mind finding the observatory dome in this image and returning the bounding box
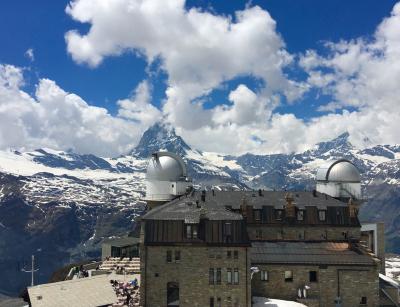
[316,159,361,199]
[145,152,192,208]
[316,159,360,183]
[146,153,186,181]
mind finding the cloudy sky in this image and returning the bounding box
[0,0,399,156]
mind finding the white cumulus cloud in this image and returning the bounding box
[0,64,158,156]
[65,0,306,131]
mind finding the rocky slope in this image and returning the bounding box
[0,122,399,295]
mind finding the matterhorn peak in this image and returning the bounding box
[130,121,191,158]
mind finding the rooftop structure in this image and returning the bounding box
[101,237,140,260]
[144,152,192,208]
[316,159,362,200]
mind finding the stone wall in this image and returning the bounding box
[251,263,379,307]
[247,225,361,242]
[141,245,251,307]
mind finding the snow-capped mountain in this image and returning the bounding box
[0,122,399,295]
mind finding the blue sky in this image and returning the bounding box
[0,0,399,156]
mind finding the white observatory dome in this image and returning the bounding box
[316,159,361,199]
[146,155,185,181]
[316,159,361,183]
[145,152,192,207]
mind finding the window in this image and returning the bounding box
[297,210,304,221]
[166,250,172,263]
[318,210,326,221]
[284,270,293,282]
[185,224,198,239]
[360,297,367,305]
[275,210,283,220]
[254,210,261,221]
[210,297,214,307]
[216,268,221,284]
[234,250,239,259]
[224,223,232,242]
[186,224,192,238]
[336,209,344,224]
[227,251,232,259]
[309,271,317,282]
[233,268,239,284]
[175,250,181,263]
[227,268,232,284]
[261,270,268,281]
[225,222,232,235]
[209,268,215,285]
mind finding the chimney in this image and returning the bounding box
[201,190,206,202]
[240,196,248,218]
[284,193,296,218]
[258,189,263,196]
[212,189,215,196]
[312,189,317,197]
[348,197,358,218]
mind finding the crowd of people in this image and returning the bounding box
[109,278,140,307]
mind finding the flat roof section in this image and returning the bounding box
[28,275,117,307]
[102,237,140,247]
[251,242,376,266]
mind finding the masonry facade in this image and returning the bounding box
[139,188,380,307]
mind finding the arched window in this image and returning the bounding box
[167,282,179,306]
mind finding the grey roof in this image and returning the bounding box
[142,190,347,221]
[203,190,347,210]
[316,159,360,183]
[146,152,187,181]
[28,275,117,307]
[102,237,140,247]
[251,242,375,265]
[142,193,243,221]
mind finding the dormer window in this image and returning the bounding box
[318,210,326,221]
[224,222,232,243]
[275,210,283,220]
[297,210,304,221]
[185,224,198,239]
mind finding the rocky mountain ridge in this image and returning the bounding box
[0,122,399,295]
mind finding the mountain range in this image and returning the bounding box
[0,122,399,295]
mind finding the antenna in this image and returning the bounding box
[21,255,39,287]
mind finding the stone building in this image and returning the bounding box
[139,152,381,307]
